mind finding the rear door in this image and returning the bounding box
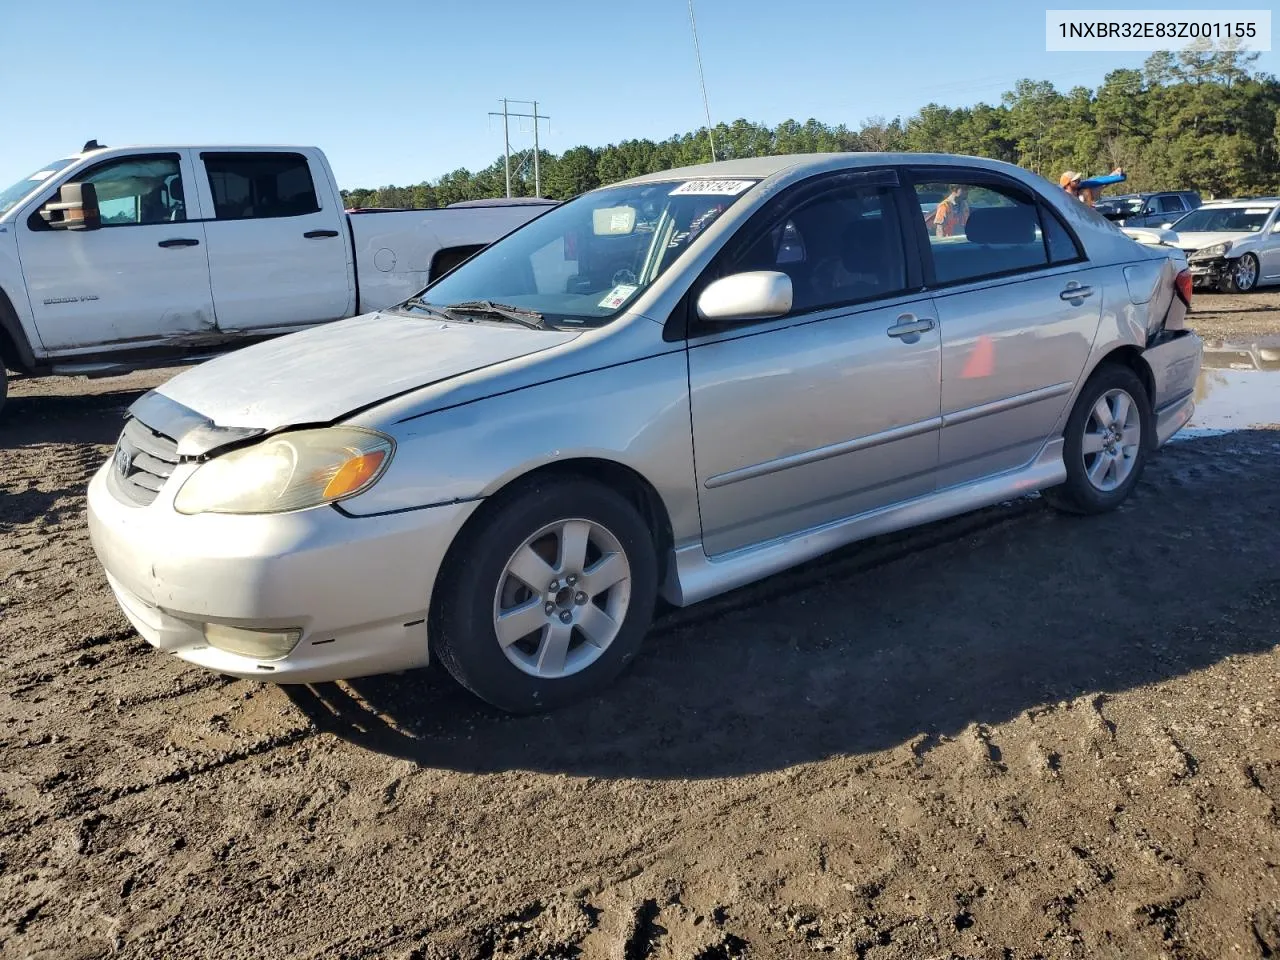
[196,150,354,332]
[17,151,214,352]
[905,167,1105,488]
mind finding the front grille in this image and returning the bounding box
[111,418,180,506]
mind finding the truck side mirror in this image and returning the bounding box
[40,182,101,231]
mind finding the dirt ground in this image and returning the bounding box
[2,290,1280,960]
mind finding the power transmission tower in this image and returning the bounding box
[488,99,550,198]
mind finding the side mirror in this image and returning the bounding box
[1271,222,1280,234]
[696,271,793,323]
[40,182,101,231]
[1160,222,1174,230]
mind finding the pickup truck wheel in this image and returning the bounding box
[434,479,658,713]
[0,365,7,416]
[1045,364,1151,516]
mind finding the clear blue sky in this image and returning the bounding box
[2,0,1275,191]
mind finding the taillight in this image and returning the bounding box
[1174,268,1193,307]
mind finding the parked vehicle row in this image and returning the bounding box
[1096,190,1202,228]
[1112,195,1280,293]
[0,141,556,410]
[86,151,1202,713]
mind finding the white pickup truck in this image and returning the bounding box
[0,141,556,409]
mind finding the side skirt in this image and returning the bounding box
[662,438,1066,607]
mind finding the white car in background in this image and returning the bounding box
[1160,198,1280,292]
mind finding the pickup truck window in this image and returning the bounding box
[75,154,186,226]
[202,152,320,220]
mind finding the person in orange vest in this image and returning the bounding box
[931,184,971,237]
[1060,167,1126,206]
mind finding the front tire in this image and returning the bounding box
[434,478,659,713]
[1224,253,1260,294]
[1045,363,1151,516]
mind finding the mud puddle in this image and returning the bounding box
[1179,337,1280,438]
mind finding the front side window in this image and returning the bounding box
[1157,195,1184,214]
[409,178,758,326]
[73,155,186,226]
[913,179,1052,284]
[731,184,907,314]
[203,152,320,220]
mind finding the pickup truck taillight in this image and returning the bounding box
[1174,268,1193,307]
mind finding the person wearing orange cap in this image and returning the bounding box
[1060,167,1126,206]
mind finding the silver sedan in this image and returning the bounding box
[87,153,1203,712]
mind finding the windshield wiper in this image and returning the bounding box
[399,297,458,321]
[444,300,545,329]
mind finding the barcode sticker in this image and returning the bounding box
[669,179,756,196]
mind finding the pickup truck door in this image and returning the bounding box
[195,150,355,332]
[16,151,215,353]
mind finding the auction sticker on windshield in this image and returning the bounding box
[670,179,757,196]
[598,284,638,309]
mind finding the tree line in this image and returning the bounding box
[341,43,1280,210]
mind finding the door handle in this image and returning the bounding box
[304,229,340,239]
[1060,284,1093,301]
[886,315,936,339]
[158,238,199,248]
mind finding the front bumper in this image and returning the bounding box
[86,461,479,683]
[1187,256,1229,287]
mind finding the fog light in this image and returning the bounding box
[203,623,302,661]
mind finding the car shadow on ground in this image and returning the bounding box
[284,429,1280,780]
[2,388,148,448]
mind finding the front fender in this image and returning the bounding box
[0,227,40,368]
[336,351,702,546]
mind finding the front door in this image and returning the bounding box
[686,173,942,556]
[17,152,214,353]
[906,170,1105,488]
[196,150,354,332]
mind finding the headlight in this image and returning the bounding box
[1190,240,1232,260]
[174,427,394,515]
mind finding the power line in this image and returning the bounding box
[487,99,550,197]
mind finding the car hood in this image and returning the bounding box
[146,311,580,434]
[1168,230,1250,253]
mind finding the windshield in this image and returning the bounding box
[1172,206,1274,233]
[0,158,77,216]
[405,178,759,326]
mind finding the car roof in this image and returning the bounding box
[611,152,1035,187]
[1201,197,1280,207]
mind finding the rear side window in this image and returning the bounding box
[1041,206,1082,264]
[913,177,1077,285]
[202,152,320,220]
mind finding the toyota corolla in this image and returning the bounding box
[87,153,1203,713]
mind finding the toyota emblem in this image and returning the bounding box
[114,444,132,477]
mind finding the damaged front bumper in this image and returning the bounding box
[1187,255,1230,288]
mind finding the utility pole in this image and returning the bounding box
[688,0,716,162]
[488,99,550,198]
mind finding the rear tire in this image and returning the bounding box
[433,478,659,713]
[1044,363,1151,516]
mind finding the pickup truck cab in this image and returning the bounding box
[0,141,555,410]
